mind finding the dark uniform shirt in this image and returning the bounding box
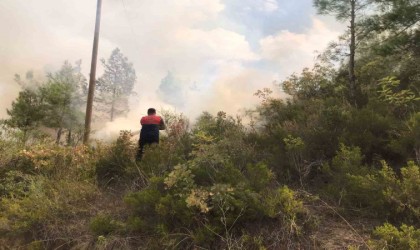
[137,114,166,161]
[140,114,166,144]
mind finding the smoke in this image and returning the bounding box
[0,0,344,140]
[157,71,187,108]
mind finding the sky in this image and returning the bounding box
[0,0,344,138]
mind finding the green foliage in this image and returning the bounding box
[5,61,87,145]
[409,115,420,164]
[282,64,336,100]
[346,161,420,221]
[1,1,419,247]
[41,61,86,127]
[380,161,420,220]
[314,0,370,20]
[125,169,304,248]
[264,186,304,220]
[322,144,420,221]
[0,177,98,234]
[378,76,419,108]
[4,89,44,143]
[0,170,33,198]
[245,163,274,192]
[0,138,100,249]
[13,143,96,179]
[369,223,420,250]
[124,112,307,248]
[240,235,267,250]
[321,144,379,210]
[95,131,136,185]
[90,214,122,236]
[96,48,137,121]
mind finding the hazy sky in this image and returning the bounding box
[0,0,344,137]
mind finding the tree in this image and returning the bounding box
[314,0,373,107]
[157,71,185,107]
[282,63,337,101]
[4,89,44,143]
[96,48,136,122]
[40,61,87,144]
[4,71,45,143]
[14,70,40,89]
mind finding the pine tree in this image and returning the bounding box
[314,0,372,107]
[96,48,136,122]
[4,89,44,143]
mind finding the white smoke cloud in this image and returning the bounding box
[0,0,344,140]
[260,17,341,76]
[263,0,280,12]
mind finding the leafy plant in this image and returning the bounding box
[370,223,420,250]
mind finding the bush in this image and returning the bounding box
[245,163,274,192]
[89,214,122,236]
[0,170,34,198]
[95,131,136,185]
[369,223,420,250]
[379,161,420,221]
[126,159,304,248]
[5,143,96,180]
[0,177,98,235]
[321,144,420,221]
[320,144,371,207]
[122,112,313,248]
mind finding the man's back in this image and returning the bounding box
[137,108,166,161]
[140,114,165,142]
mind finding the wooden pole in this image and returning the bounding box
[84,0,103,144]
[349,0,357,107]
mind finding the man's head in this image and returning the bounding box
[147,108,156,115]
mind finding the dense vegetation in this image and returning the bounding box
[1,0,419,249]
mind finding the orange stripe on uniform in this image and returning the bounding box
[140,115,162,125]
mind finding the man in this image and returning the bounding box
[136,108,166,161]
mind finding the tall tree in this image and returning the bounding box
[314,0,372,107]
[40,61,87,144]
[96,48,136,122]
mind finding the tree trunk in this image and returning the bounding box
[56,127,63,145]
[110,87,116,122]
[349,0,357,107]
[22,129,28,146]
[67,129,72,146]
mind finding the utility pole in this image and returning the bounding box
[349,0,357,107]
[84,0,103,144]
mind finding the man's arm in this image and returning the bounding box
[159,117,166,130]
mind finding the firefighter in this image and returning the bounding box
[136,108,166,161]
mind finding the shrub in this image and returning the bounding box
[264,186,305,236]
[89,214,122,236]
[320,144,371,207]
[246,163,274,192]
[126,156,305,248]
[0,176,98,236]
[323,144,420,220]
[0,170,33,198]
[5,143,96,181]
[379,161,420,221]
[95,131,136,185]
[369,223,420,250]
